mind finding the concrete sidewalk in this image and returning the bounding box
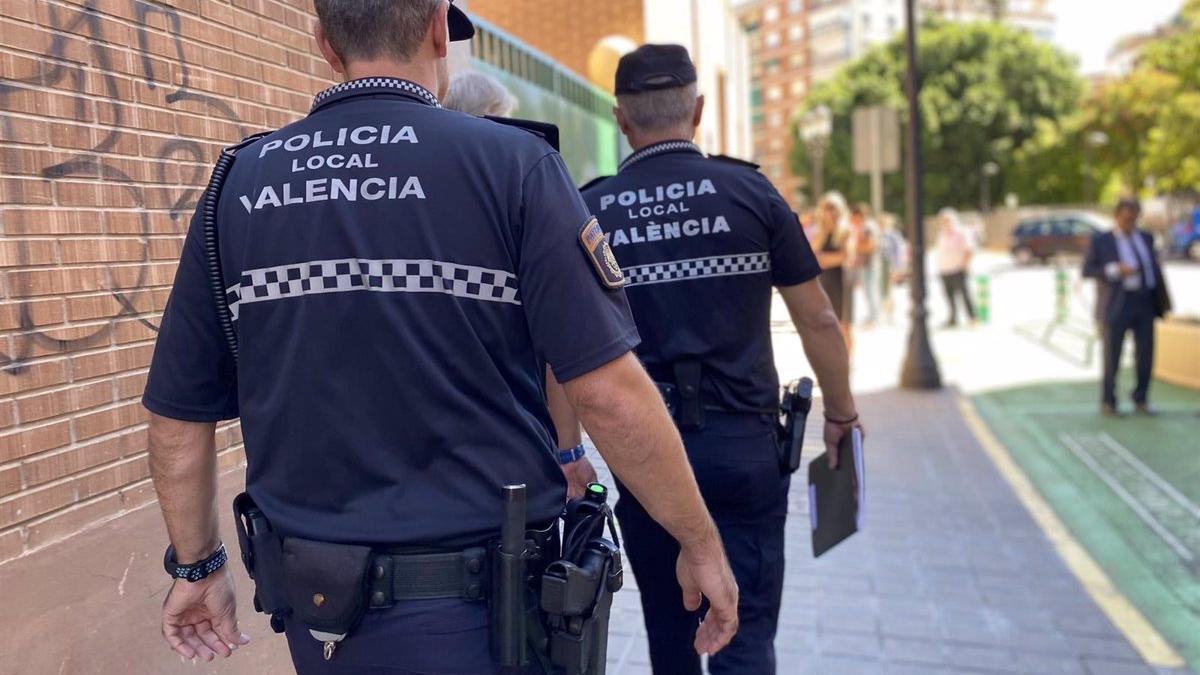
[1,387,1189,674]
[604,387,1190,675]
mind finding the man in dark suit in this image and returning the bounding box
[1082,198,1172,417]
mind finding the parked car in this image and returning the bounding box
[1011,212,1108,264]
[1166,207,1200,261]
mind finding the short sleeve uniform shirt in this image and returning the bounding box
[144,78,639,547]
[581,141,819,414]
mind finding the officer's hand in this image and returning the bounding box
[161,566,250,661]
[676,536,739,656]
[561,457,599,500]
[824,418,865,470]
[1118,263,1137,278]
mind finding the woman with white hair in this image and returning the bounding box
[813,191,855,350]
[443,71,517,117]
[935,207,977,327]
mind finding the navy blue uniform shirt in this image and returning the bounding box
[582,141,819,414]
[144,78,639,547]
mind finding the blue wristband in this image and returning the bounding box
[557,443,586,465]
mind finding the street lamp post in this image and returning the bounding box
[800,105,833,204]
[1083,131,1109,205]
[899,0,942,390]
[980,161,999,212]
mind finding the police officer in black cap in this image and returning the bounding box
[578,44,863,674]
[142,5,739,672]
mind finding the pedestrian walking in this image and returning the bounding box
[141,3,738,672]
[1082,198,1173,417]
[936,207,977,328]
[577,44,862,675]
[849,203,880,327]
[813,192,855,351]
[443,70,516,116]
[878,213,908,324]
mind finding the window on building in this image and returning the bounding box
[765,31,781,47]
[789,53,806,69]
[767,85,783,101]
[788,0,803,13]
[764,57,782,75]
[768,112,783,128]
[789,80,806,96]
[765,4,780,22]
[862,14,871,30]
[887,15,898,31]
[788,24,803,42]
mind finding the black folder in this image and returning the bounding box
[808,428,864,557]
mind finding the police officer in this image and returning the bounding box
[142,4,739,672]
[580,45,862,674]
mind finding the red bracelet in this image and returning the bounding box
[824,412,859,425]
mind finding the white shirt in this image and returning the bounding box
[936,226,973,274]
[1106,230,1156,291]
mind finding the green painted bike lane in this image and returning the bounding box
[974,375,1200,672]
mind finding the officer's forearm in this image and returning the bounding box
[545,366,582,448]
[780,282,856,418]
[562,353,720,551]
[148,413,221,562]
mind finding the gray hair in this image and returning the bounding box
[314,0,441,63]
[616,83,698,133]
[444,71,517,117]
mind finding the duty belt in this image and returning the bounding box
[364,523,557,607]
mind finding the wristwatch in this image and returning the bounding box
[163,543,228,582]
[557,443,586,465]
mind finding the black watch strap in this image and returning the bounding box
[164,543,227,583]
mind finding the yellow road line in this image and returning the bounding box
[958,398,1185,669]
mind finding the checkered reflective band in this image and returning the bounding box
[623,253,771,287]
[618,141,703,172]
[226,258,521,320]
[310,77,441,112]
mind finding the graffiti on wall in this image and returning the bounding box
[0,0,249,374]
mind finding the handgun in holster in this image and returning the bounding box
[778,377,814,474]
[539,484,623,675]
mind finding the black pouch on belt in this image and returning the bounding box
[777,378,813,474]
[673,361,704,431]
[280,537,373,643]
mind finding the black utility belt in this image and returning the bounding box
[365,522,557,607]
[652,360,814,475]
[233,490,622,674]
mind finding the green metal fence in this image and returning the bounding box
[468,18,625,184]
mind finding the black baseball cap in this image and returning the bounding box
[448,1,474,42]
[614,44,697,95]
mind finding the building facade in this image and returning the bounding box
[736,0,812,208]
[468,0,755,161]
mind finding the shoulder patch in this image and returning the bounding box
[579,175,613,192]
[579,217,626,290]
[708,154,760,170]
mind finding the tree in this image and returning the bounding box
[790,19,1083,213]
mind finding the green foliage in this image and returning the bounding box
[790,20,1082,213]
[1082,0,1200,196]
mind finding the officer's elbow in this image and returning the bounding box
[793,302,842,340]
[561,352,650,424]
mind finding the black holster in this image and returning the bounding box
[778,378,814,474]
[540,486,623,675]
[232,493,289,633]
[654,361,705,431]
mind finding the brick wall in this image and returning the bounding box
[469,0,643,87]
[0,0,334,564]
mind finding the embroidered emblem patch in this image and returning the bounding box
[579,217,625,289]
